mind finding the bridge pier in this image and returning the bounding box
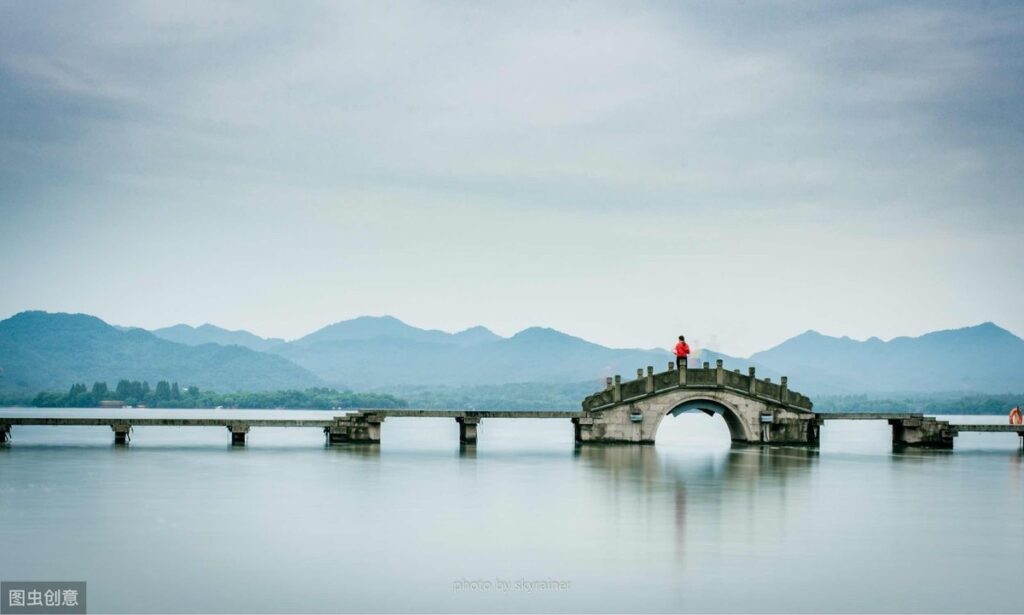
[759,413,820,445]
[1,424,10,443]
[227,423,250,446]
[890,417,955,449]
[111,423,131,445]
[324,413,383,445]
[456,417,480,445]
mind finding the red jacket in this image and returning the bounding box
[674,341,690,357]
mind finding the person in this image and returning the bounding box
[674,335,690,370]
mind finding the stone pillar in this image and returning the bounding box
[636,368,643,380]
[748,367,757,394]
[703,362,710,369]
[1,424,10,443]
[325,414,382,445]
[111,423,131,445]
[356,414,383,443]
[678,363,687,386]
[668,361,675,372]
[456,417,481,445]
[889,417,955,449]
[645,366,654,393]
[715,359,724,386]
[780,376,788,403]
[605,377,613,390]
[572,416,594,444]
[228,423,250,446]
[612,375,622,402]
[324,424,345,445]
[759,414,820,446]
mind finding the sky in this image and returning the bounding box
[1,1,1022,357]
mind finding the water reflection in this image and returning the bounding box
[576,444,818,560]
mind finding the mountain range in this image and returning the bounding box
[0,312,321,394]
[1,311,1022,399]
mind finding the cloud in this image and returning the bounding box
[0,1,1022,354]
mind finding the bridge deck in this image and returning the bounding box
[0,409,581,428]
[0,417,336,427]
[816,412,925,420]
[950,424,1024,433]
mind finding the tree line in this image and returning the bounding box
[32,380,407,410]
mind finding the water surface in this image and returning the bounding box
[1,410,1022,613]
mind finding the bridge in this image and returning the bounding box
[1,361,1021,449]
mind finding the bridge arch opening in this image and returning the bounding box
[655,398,752,447]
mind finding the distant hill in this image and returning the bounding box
[152,323,285,352]
[749,323,1024,394]
[293,315,502,347]
[7,311,1021,402]
[0,312,322,393]
[273,323,673,388]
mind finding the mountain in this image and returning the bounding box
[152,323,285,352]
[0,311,322,394]
[271,322,674,388]
[749,323,1024,394]
[7,311,1021,401]
[293,315,501,347]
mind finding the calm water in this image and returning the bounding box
[1,410,1022,614]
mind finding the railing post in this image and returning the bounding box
[780,376,788,403]
[668,361,675,372]
[748,367,757,395]
[703,362,710,369]
[678,361,687,386]
[605,377,613,390]
[715,359,724,387]
[645,366,654,393]
[636,368,644,380]
[613,375,622,402]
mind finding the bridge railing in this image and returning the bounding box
[583,360,813,412]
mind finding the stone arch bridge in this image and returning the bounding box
[573,360,819,445]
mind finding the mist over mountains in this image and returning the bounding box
[1,311,1022,401]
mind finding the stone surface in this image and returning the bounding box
[889,417,956,449]
[576,366,819,445]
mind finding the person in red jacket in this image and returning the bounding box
[674,335,690,370]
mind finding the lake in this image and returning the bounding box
[1,410,1022,613]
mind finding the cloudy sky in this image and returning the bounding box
[1,1,1022,356]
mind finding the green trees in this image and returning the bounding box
[91,382,109,400]
[154,381,172,401]
[28,382,407,409]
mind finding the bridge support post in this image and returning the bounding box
[889,417,955,449]
[111,423,131,445]
[758,413,820,446]
[324,414,383,445]
[228,423,250,446]
[572,417,593,444]
[1,424,10,443]
[715,360,724,386]
[456,417,480,445]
